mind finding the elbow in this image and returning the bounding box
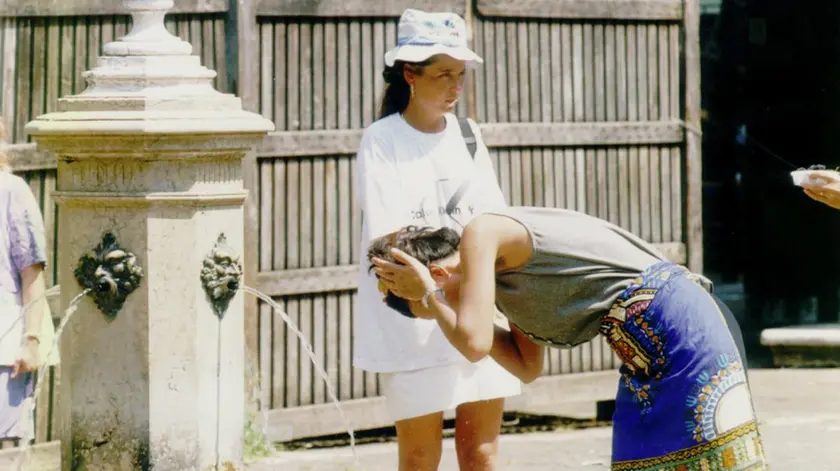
[519,357,544,384]
[519,369,541,384]
[462,340,492,364]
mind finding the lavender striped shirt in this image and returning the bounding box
[0,172,47,297]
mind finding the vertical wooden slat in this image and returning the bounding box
[188,17,202,68]
[259,23,274,122]
[494,21,508,122]
[87,17,101,71]
[31,20,49,138]
[300,22,312,131]
[287,24,301,130]
[361,21,374,128]
[59,18,75,99]
[627,25,641,238]
[201,18,214,87]
[594,22,608,217]
[73,17,86,95]
[605,25,618,226]
[335,23,352,401]
[346,20,365,400]
[337,22,350,129]
[497,149,511,204]
[258,161,275,408]
[259,22,276,407]
[684,3,701,270]
[338,161,354,399]
[1,19,17,140]
[517,22,530,122]
[582,23,597,372]
[273,22,287,129]
[372,21,385,125]
[647,26,662,244]
[270,157,287,408]
[297,22,316,407]
[637,26,652,243]
[473,20,485,122]
[312,24,327,405]
[505,22,519,122]
[482,20,497,122]
[298,170,314,406]
[285,159,301,407]
[213,17,227,92]
[45,19,60,117]
[659,27,673,244]
[324,22,337,130]
[14,18,32,142]
[670,25,683,243]
[550,23,562,124]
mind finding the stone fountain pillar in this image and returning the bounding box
[24,1,274,469]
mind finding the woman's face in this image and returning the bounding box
[406,55,466,115]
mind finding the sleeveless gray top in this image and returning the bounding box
[489,207,666,348]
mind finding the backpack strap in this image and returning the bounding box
[457,117,477,160]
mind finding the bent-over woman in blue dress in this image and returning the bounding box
[370,206,767,471]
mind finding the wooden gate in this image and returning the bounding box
[3,0,701,443]
[241,0,702,440]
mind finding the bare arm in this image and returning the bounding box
[424,219,500,361]
[20,264,45,341]
[489,323,545,383]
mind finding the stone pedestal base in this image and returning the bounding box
[57,201,245,470]
[24,1,273,468]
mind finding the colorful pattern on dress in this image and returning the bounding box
[604,261,768,471]
[612,421,766,471]
[686,355,754,444]
[600,288,667,415]
[600,264,679,415]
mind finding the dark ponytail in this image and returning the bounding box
[378,59,433,120]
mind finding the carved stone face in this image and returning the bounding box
[74,232,144,319]
[200,235,243,318]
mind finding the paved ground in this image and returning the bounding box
[247,368,840,471]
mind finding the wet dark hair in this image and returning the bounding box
[367,226,461,318]
[378,59,434,119]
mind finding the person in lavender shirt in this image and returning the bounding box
[0,123,46,448]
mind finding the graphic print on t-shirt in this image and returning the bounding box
[411,178,476,230]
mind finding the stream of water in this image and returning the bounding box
[241,286,361,469]
[14,287,88,471]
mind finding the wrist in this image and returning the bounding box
[421,286,444,309]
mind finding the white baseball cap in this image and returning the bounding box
[384,9,483,67]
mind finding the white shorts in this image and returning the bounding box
[380,356,522,423]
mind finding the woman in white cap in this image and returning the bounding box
[353,8,521,471]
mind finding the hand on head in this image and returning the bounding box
[372,248,436,301]
[801,170,840,209]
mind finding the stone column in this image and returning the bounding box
[24,1,274,469]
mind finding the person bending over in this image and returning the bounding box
[370,206,767,470]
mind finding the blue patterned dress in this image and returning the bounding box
[600,262,767,470]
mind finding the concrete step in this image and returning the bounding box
[760,324,840,367]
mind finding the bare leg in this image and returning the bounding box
[395,412,444,471]
[454,399,505,471]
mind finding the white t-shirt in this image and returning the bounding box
[353,113,507,373]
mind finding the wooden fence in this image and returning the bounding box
[3,0,702,442]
